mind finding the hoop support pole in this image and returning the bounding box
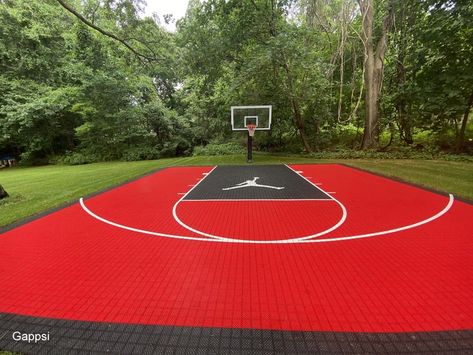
[247,133,253,163]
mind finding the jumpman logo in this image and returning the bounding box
[222,177,285,191]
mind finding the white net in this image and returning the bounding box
[247,124,256,137]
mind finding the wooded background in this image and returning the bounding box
[1,0,472,165]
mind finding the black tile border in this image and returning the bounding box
[1,162,473,354]
[1,313,472,354]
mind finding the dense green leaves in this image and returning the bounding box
[0,0,471,165]
[0,0,189,163]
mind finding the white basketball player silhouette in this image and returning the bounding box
[222,177,284,191]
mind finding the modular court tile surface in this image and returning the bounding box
[0,164,472,354]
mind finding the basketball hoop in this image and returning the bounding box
[231,105,271,163]
[247,124,256,137]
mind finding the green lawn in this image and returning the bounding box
[0,158,188,227]
[1,155,472,228]
[343,159,473,201]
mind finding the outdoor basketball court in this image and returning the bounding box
[1,163,472,354]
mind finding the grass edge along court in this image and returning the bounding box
[0,155,472,228]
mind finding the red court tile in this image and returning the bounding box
[0,164,472,333]
[176,200,342,241]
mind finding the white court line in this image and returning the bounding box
[302,194,454,243]
[171,165,347,243]
[172,166,229,242]
[282,164,347,241]
[79,165,454,244]
[80,194,454,244]
[80,198,219,242]
[283,165,332,200]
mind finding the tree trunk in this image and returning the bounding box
[395,4,413,145]
[397,97,413,144]
[283,62,313,153]
[361,44,379,148]
[291,95,313,153]
[456,91,473,152]
[358,0,393,149]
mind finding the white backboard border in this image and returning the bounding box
[231,105,272,131]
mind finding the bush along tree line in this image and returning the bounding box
[0,0,472,165]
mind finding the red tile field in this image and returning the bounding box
[0,164,472,333]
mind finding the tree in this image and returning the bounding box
[388,1,417,145]
[178,0,336,152]
[0,0,185,163]
[357,0,394,148]
[415,0,473,152]
[1,0,472,162]
[55,0,161,62]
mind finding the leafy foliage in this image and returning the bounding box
[0,0,471,165]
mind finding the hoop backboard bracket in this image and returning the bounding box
[231,105,272,131]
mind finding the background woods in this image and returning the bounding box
[0,0,472,165]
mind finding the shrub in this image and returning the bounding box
[121,146,160,161]
[307,148,473,161]
[193,142,245,156]
[60,151,99,165]
[18,151,49,166]
[160,138,193,158]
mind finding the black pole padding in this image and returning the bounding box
[247,133,253,163]
[0,184,8,199]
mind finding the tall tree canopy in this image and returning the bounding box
[0,0,471,165]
